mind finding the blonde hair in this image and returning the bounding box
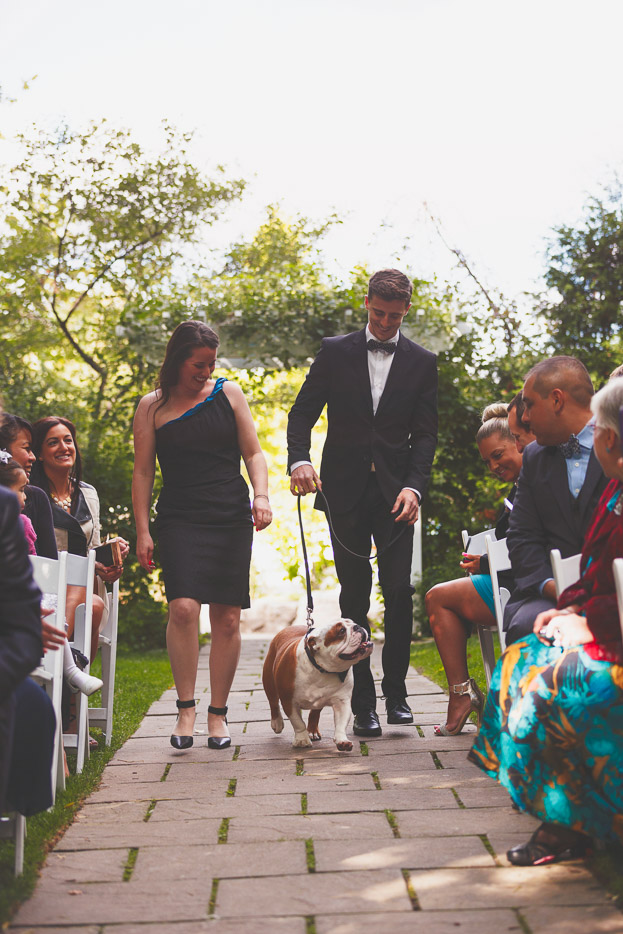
[591,379,623,439]
[475,402,513,443]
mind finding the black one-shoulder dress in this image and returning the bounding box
[154,378,253,607]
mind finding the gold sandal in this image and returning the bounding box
[434,678,484,736]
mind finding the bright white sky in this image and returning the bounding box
[1,0,623,300]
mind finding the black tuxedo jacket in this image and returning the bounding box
[504,439,608,625]
[287,328,438,514]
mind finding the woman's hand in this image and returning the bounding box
[41,606,67,653]
[252,496,273,531]
[537,613,594,648]
[136,532,155,571]
[459,553,481,574]
[534,604,582,641]
[95,561,124,583]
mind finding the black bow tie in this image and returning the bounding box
[367,339,396,355]
[558,435,582,458]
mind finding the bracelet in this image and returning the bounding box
[254,494,270,501]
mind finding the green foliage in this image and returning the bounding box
[208,207,370,368]
[540,181,623,383]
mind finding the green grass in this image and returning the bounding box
[0,647,173,925]
[410,635,623,908]
[409,633,494,700]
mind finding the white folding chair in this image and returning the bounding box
[64,551,96,774]
[550,549,582,598]
[486,535,510,651]
[613,558,623,640]
[29,552,68,799]
[461,527,497,686]
[88,578,119,745]
[0,813,26,876]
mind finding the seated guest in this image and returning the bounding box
[0,452,102,698]
[504,356,608,644]
[0,414,57,559]
[426,403,526,735]
[507,391,533,454]
[30,416,128,662]
[0,480,49,815]
[470,377,623,864]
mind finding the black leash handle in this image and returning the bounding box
[296,488,409,630]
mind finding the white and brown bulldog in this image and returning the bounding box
[262,619,373,751]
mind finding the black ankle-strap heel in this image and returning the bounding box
[170,698,196,750]
[207,704,231,749]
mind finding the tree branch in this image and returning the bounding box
[62,227,168,325]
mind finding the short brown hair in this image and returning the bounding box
[525,356,594,408]
[367,269,413,306]
[508,391,529,428]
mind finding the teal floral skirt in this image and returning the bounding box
[468,633,623,843]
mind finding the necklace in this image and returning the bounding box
[51,489,72,511]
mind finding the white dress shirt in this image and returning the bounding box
[366,324,399,414]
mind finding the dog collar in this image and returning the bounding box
[304,637,348,682]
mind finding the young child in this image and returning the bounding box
[0,449,103,697]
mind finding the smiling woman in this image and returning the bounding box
[132,320,273,752]
[425,402,529,736]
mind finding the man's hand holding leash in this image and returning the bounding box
[290,464,322,496]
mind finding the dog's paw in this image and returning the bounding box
[308,729,322,742]
[292,733,313,748]
[271,716,284,734]
[335,739,353,752]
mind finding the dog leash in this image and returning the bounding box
[296,488,408,631]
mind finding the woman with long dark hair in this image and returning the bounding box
[132,321,272,750]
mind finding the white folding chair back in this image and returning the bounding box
[88,578,119,744]
[550,549,582,598]
[29,552,68,799]
[64,550,96,773]
[485,535,511,673]
[613,558,623,640]
[462,527,496,554]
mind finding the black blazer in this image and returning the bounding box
[506,440,607,597]
[0,487,42,811]
[287,328,438,513]
[22,484,58,560]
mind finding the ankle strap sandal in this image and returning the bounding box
[170,698,196,750]
[207,704,231,750]
[434,678,485,737]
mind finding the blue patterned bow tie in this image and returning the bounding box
[367,339,396,355]
[558,434,582,458]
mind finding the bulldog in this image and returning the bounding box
[262,619,373,751]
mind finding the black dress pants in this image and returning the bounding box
[327,474,415,714]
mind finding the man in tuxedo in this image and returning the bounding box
[287,269,438,737]
[504,356,608,644]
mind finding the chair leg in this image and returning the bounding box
[14,814,26,876]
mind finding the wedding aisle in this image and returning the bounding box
[9,624,621,933]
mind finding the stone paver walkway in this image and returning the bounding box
[10,633,622,933]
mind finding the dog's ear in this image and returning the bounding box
[307,635,317,652]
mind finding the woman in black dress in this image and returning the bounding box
[132,321,272,750]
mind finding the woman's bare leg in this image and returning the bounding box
[207,603,241,739]
[426,578,495,732]
[167,597,201,737]
[64,586,104,662]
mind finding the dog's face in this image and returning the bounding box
[305,618,373,672]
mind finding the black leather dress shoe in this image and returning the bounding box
[353,710,382,737]
[386,700,413,724]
